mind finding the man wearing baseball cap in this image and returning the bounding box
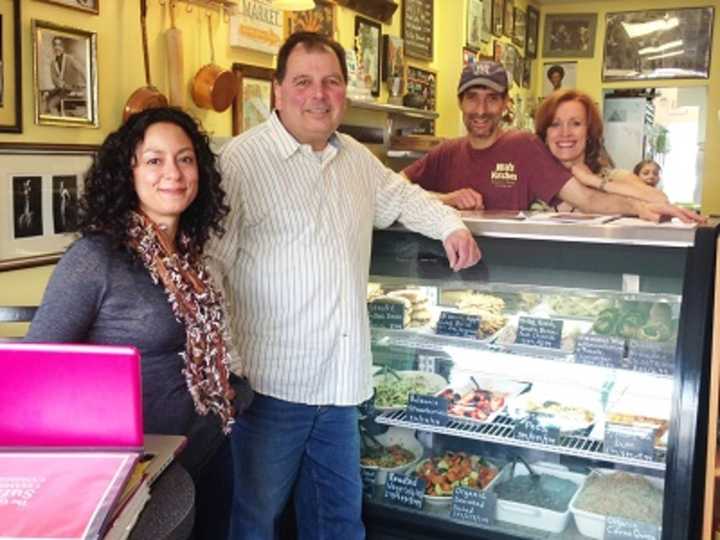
[402,60,692,220]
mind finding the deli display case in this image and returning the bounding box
[360,214,719,540]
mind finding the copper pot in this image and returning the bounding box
[191,15,236,113]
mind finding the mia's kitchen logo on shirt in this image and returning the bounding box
[490,163,518,187]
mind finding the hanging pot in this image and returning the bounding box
[191,14,236,112]
[124,0,168,122]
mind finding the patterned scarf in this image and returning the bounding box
[127,211,236,433]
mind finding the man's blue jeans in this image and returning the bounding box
[229,393,365,540]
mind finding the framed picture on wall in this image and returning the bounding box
[525,5,539,59]
[542,13,597,58]
[543,61,577,96]
[503,0,514,38]
[512,7,526,49]
[402,0,433,60]
[463,47,479,70]
[491,0,503,37]
[355,16,381,97]
[0,0,22,133]
[405,65,436,134]
[285,0,335,38]
[466,0,484,50]
[0,144,96,271]
[36,0,99,15]
[32,20,98,128]
[603,7,714,81]
[231,63,274,136]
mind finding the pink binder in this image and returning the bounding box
[0,342,143,449]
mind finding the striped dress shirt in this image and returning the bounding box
[209,112,466,405]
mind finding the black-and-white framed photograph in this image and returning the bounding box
[525,5,538,59]
[466,0,484,50]
[36,0,99,15]
[512,7,526,49]
[542,13,597,58]
[231,63,274,136]
[603,7,714,81]
[543,61,577,96]
[503,0,513,38]
[0,0,21,133]
[354,16,381,97]
[32,20,98,128]
[0,143,96,271]
[491,0,503,37]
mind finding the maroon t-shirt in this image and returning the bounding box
[404,130,572,211]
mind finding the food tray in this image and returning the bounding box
[372,369,447,411]
[360,427,424,486]
[601,391,671,448]
[569,469,664,539]
[543,294,616,321]
[435,375,529,425]
[493,462,587,533]
[492,317,593,356]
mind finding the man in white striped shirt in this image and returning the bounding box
[210,32,481,540]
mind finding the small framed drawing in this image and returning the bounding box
[543,61,577,96]
[231,63,274,136]
[525,5,539,59]
[36,0,99,14]
[542,13,597,58]
[405,65,436,134]
[355,16,381,97]
[512,7,526,50]
[32,20,98,127]
[603,7,714,81]
[466,0,484,50]
[0,0,22,133]
[522,58,531,88]
[0,143,97,271]
[285,0,335,38]
[503,0,513,38]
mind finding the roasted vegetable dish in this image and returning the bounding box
[360,444,416,469]
[438,387,507,421]
[415,452,497,497]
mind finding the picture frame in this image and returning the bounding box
[0,0,21,133]
[285,0,335,39]
[491,0,503,37]
[512,7,526,50]
[0,143,97,272]
[543,61,577,96]
[525,5,539,59]
[502,0,513,38]
[402,0,433,60]
[542,13,597,58]
[466,0,484,50]
[231,63,274,136]
[603,7,714,81]
[405,65,436,134]
[354,16,381,97]
[32,20,98,128]
[382,35,404,80]
[481,0,491,45]
[36,0,98,15]
[522,58,531,88]
[463,47,479,70]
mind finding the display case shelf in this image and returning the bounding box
[374,411,667,471]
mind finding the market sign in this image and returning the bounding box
[229,0,283,54]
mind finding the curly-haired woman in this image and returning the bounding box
[26,107,250,539]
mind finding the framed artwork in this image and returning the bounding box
[463,47,479,70]
[403,0,433,60]
[36,0,98,14]
[285,0,335,38]
[0,0,21,133]
[603,7,714,81]
[512,7,526,50]
[481,0,491,44]
[0,143,97,271]
[354,16,381,97]
[405,65,436,134]
[522,58,531,88]
[32,20,98,128]
[542,13,597,58]
[502,0,513,38]
[493,39,504,63]
[543,61,577,96]
[231,63,274,136]
[491,0,503,37]
[525,5,539,59]
[466,0,484,50]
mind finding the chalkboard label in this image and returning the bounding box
[605,515,661,540]
[383,472,426,510]
[361,467,377,498]
[515,316,564,349]
[436,311,480,339]
[368,302,405,329]
[575,334,626,368]
[402,0,433,59]
[450,486,496,526]
[406,393,449,427]
[513,416,560,445]
[604,423,656,461]
[627,340,674,375]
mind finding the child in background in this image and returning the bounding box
[634,160,662,188]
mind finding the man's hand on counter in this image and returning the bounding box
[443,229,482,271]
[634,201,706,224]
[439,188,485,210]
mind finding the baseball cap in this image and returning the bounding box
[457,61,508,96]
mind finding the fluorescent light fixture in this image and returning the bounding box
[621,17,679,38]
[273,0,315,10]
[639,40,683,55]
[646,49,685,62]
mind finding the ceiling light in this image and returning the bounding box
[639,40,683,55]
[621,17,679,38]
[273,0,316,10]
[646,49,685,62]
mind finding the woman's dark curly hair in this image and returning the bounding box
[78,107,229,255]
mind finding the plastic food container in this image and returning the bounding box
[359,426,424,485]
[493,462,587,533]
[570,469,664,539]
[435,375,529,425]
[493,316,593,356]
[372,369,447,411]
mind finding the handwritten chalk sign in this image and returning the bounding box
[450,486,496,526]
[402,0,433,60]
[627,340,674,375]
[516,316,564,349]
[604,423,656,462]
[368,302,405,329]
[383,472,425,510]
[436,311,480,339]
[406,394,449,427]
[513,416,560,445]
[575,334,626,368]
[361,467,377,498]
[605,516,661,540]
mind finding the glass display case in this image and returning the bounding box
[361,215,718,540]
